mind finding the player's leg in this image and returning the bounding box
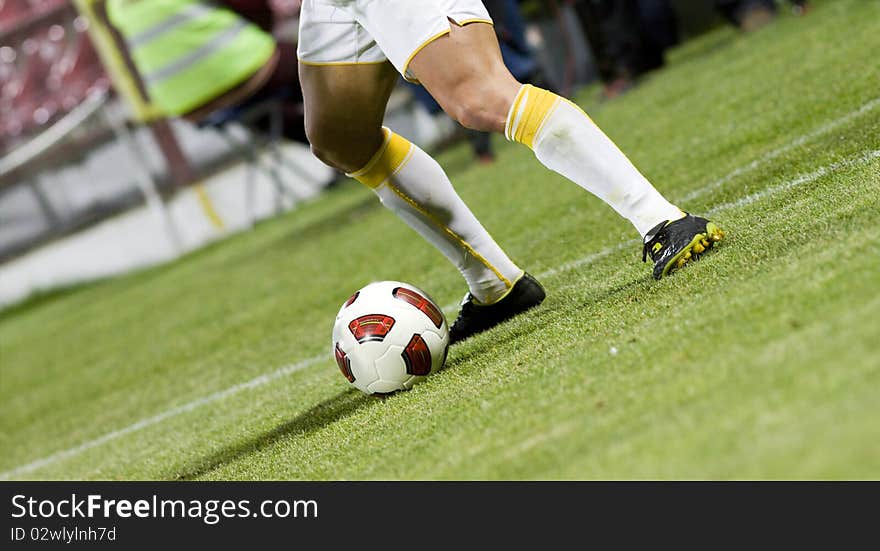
[300,61,542,338]
[405,21,722,279]
[299,62,396,173]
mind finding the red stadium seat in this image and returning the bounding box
[54,29,107,110]
[0,0,31,34]
[25,0,67,17]
[0,2,109,147]
[3,34,59,134]
[0,45,17,88]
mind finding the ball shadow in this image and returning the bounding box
[171,388,370,480]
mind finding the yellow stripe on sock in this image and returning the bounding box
[533,97,561,142]
[505,85,528,141]
[349,127,413,189]
[352,128,513,291]
[508,85,560,149]
[382,180,513,290]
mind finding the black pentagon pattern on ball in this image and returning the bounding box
[401,334,432,376]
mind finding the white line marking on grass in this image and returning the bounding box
[0,354,325,480]
[444,146,880,314]
[488,151,880,464]
[707,150,880,214]
[539,149,880,282]
[502,421,580,461]
[439,241,638,313]
[521,98,880,285]
[537,241,635,280]
[450,97,880,302]
[677,97,880,205]
[6,99,879,479]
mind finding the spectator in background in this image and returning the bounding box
[574,0,680,99]
[102,0,308,143]
[715,0,810,32]
[190,0,308,143]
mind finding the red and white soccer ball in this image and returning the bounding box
[332,281,450,395]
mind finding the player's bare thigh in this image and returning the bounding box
[407,21,521,134]
[298,60,399,172]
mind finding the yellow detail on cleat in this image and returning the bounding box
[657,221,725,278]
[660,222,725,278]
[653,242,663,254]
[706,222,725,242]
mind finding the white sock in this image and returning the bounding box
[506,84,684,236]
[349,128,523,304]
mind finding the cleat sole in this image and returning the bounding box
[660,222,725,278]
[707,222,725,242]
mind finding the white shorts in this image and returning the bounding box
[296,0,493,83]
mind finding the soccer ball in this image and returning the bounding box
[332,281,449,395]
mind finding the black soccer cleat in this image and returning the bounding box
[449,273,546,344]
[642,213,725,280]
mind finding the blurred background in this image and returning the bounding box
[0,0,807,308]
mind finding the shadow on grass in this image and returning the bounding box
[276,193,379,245]
[443,272,650,367]
[211,191,383,272]
[173,270,652,479]
[172,388,371,480]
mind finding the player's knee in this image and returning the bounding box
[445,87,491,130]
[305,124,351,171]
[306,123,385,174]
[448,98,491,131]
[309,143,341,170]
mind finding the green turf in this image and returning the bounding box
[1,0,878,480]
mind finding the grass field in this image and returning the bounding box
[1,0,878,480]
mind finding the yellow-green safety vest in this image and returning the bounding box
[106,0,275,116]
